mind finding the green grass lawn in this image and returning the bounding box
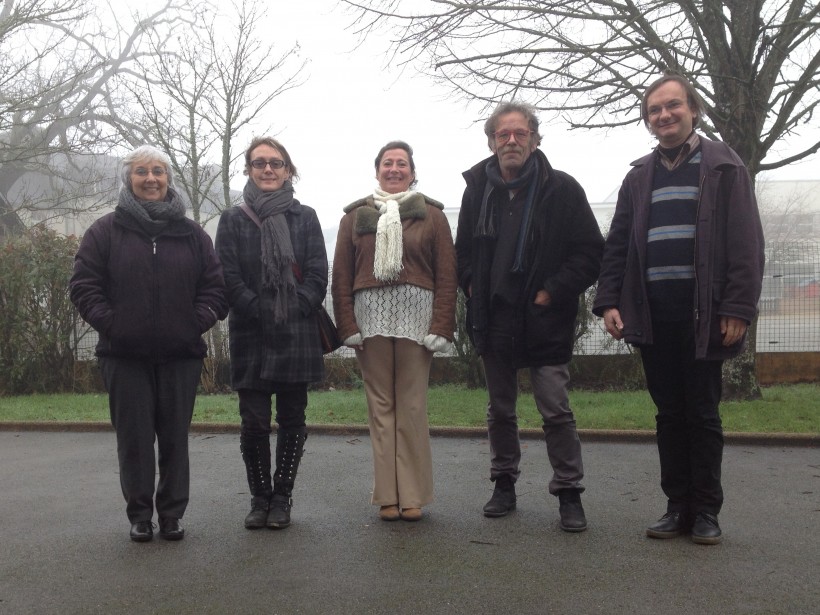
[0,384,817,433]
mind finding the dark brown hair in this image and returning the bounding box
[641,74,704,129]
[243,136,299,181]
[374,140,418,188]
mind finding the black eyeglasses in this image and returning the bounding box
[250,159,286,170]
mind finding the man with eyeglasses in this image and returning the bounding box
[593,75,764,545]
[455,101,604,531]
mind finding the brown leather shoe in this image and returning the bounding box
[379,505,400,521]
[400,507,422,522]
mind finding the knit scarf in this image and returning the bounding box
[243,179,296,325]
[480,154,541,272]
[372,187,414,282]
[116,186,186,237]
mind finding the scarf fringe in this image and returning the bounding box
[373,188,413,282]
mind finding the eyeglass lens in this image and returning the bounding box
[134,167,166,176]
[494,130,531,143]
[251,159,285,169]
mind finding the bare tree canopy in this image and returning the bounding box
[343,0,820,178]
[125,0,306,223]
[0,0,197,233]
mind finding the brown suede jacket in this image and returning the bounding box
[331,192,457,342]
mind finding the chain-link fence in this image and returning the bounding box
[75,240,820,360]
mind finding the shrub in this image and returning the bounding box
[0,227,86,394]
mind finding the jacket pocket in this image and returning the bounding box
[524,301,576,353]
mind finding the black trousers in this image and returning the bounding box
[99,357,203,523]
[639,320,724,515]
[238,383,308,437]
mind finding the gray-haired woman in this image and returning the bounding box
[70,145,228,542]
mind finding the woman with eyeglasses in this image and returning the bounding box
[331,140,457,522]
[70,144,228,542]
[215,136,328,530]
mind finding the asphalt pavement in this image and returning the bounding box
[0,429,818,615]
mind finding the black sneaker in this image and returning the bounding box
[691,512,722,545]
[483,476,516,517]
[646,511,690,539]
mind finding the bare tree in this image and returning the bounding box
[124,0,306,225]
[343,0,820,179]
[757,180,818,246]
[343,0,820,398]
[0,0,196,235]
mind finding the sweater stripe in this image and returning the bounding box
[647,265,695,281]
[647,224,696,242]
[645,150,700,321]
[651,186,700,202]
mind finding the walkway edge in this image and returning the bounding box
[0,421,816,447]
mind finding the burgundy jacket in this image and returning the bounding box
[70,209,228,362]
[592,137,764,360]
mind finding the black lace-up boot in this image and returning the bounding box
[267,427,307,529]
[240,435,272,529]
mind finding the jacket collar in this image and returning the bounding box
[630,134,742,172]
[113,208,192,238]
[345,192,443,234]
[463,149,556,192]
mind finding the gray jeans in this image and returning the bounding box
[481,334,584,495]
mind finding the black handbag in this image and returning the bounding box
[314,304,343,354]
[238,205,341,354]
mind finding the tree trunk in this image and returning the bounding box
[721,318,762,400]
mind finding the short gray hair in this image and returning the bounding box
[120,145,176,192]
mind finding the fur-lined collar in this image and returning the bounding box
[344,192,444,234]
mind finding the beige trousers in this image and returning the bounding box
[356,335,434,508]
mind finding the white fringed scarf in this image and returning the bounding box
[372,187,414,282]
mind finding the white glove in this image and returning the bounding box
[423,334,452,353]
[344,333,363,348]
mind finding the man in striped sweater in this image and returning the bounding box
[593,75,764,545]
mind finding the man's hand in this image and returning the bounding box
[720,316,747,346]
[534,289,551,306]
[603,308,624,340]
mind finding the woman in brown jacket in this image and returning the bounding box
[332,141,457,522]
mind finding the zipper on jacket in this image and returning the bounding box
[152,238,159,362]
[693,174,706,323]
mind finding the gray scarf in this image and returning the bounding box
[117,186,186,237]
[243,179,296,325]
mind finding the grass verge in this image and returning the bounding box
[0,384,817,433]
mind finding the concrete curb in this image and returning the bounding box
[1,421,816,447]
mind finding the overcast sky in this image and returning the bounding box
[186,1,819,231]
